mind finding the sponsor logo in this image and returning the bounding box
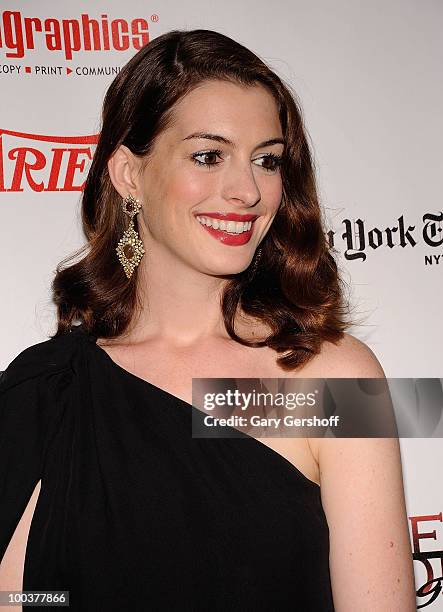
[0,128,97,192]
[327,214,443,264]
[411,512,443,608]
[0,10,150,60]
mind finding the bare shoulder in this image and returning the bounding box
[306,333,386,465]
[313,331,386,379]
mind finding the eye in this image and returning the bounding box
[191,149,223,167]
[254,153,283,173]
[190,149,283,172]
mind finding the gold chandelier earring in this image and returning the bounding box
[116,193,145,279]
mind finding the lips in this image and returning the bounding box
[193,212,259,222]
[194,212,257,246]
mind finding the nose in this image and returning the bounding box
[222,157,261,208]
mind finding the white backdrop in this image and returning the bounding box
[1,1,441,609]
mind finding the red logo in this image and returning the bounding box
[0,11,150,60]
[0,129,98,191]
[411,512,443,608]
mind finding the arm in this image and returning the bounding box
[317,335,416,611]
[0,481,41,592]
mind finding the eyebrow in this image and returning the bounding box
[182,131,285,149]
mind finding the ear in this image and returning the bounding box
[107,144,143,199]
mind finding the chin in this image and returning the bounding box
[208,262,251,277]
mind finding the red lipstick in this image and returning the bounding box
[194,212,258,222]
[194,212,258,246]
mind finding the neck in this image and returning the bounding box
[127,243,234,348]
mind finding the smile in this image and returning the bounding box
[196,216,252,234]
[194,213,258,246]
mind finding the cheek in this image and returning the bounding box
[166,166,214,205]
[167,180,201,204]
[149,168,213,243]
[261,177,283,212]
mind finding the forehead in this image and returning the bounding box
[166,80,282,140]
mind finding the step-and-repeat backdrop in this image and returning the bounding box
[1,2,441,609]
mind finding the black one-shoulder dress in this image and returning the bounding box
[0,324,335,610]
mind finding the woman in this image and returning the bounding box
[0,29,416,610]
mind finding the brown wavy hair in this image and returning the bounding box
[51,28,352,371]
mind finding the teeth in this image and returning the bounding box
[196,216,252,233]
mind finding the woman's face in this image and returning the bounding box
[136,79,285,275]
